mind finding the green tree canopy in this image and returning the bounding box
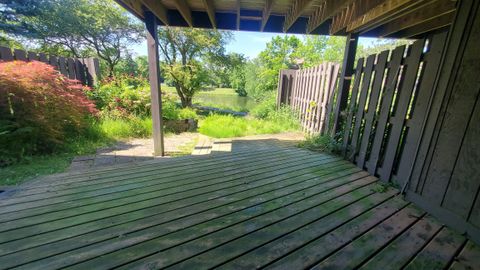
[0,0,143,77]
[158,27,232,107]
[244,35,346,100]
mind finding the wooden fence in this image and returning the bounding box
[277,63,340,134]
[341,32,447,186]
[0,46,100,86]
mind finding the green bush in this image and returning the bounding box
[251,93,277,119]
[91,76,198,122]
[298,134,342,154]
[88,75,151,118]
[251,92,300,132]
[162,97,198,120]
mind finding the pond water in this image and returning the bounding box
[193,93,257,112]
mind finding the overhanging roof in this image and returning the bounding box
[115,0,458,38]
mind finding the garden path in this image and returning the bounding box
[68,132,304,172]
[68,133,199,172]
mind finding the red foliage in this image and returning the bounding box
[0,61,98,157]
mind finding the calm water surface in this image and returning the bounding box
[194,93,256,112]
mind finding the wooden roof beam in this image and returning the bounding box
[394,11,455,38]
[284,0,315,32]
[117,0,144,19]
[174,0,193,27]
[141,0,169,25]
[307,0,355,33]
[236,0,240,30]
[330,2,356,34]
[375,0,456,37]
[261,0,274,31]
[202,0,216,28]
[346,0,438,33]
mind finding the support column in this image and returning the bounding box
[331,33,358,136]
[145,11,164,156]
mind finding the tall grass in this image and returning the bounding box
[199,113,300,138]
[99,117,152,139]
[0,117,153,186]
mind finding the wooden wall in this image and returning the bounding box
[338,0,480,243]
[405,0,480,243]
[277,63,340,134]
[0,46,100,86]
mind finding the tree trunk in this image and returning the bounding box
[107,62,115,78]
[180,96,193,108]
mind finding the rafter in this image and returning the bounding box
[330,2,356,34]
[237,0,240,30]
[202,0,216,28]
[261,0,274,31]
[284,0,315,32]
[174,0,193,27]
[307,0,355,33]
[394,11,454,38]
[375,0,456,37]
[346,0,436,33]
[117,0,144,19]
[141,0,168,25]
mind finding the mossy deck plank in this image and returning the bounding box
[0,147,477,270]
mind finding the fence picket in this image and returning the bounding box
[0,46,14,61]
[348,54,376,161]
[356,50,389,168]
[365,46,405,176]
[342,58,364,156]
[28,52,39,61]
[0,46,98,86]
[14,49,27,61]
[378,40,425,182]
[277,62,340,134]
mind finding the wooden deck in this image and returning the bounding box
[0,142,479,269]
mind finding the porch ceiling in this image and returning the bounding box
[115,0,458,38]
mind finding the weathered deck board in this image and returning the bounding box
[0,147,477,270]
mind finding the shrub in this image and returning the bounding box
[88,75,151,118]
[298,134,342,155]
[0,61,97,165]
[162,96,198,121]
[251,92,300,131]
[251,92,277,119]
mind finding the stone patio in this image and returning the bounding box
[68,133,199,172]
[68,132,305,172]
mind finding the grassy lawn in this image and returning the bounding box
[0,118,153,186]
[198,114,299,138]
[0,154,74,186]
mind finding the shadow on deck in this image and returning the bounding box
[0,138,478,269]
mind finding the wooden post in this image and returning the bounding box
[331,33,358,136]
[145,10,165,156]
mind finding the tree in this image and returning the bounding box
[229,54,247,96]
[158,27,232,107]
[0,0,143,77]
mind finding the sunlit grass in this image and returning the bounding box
[198,114,299,138]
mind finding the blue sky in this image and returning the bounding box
[132,30,378,59]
